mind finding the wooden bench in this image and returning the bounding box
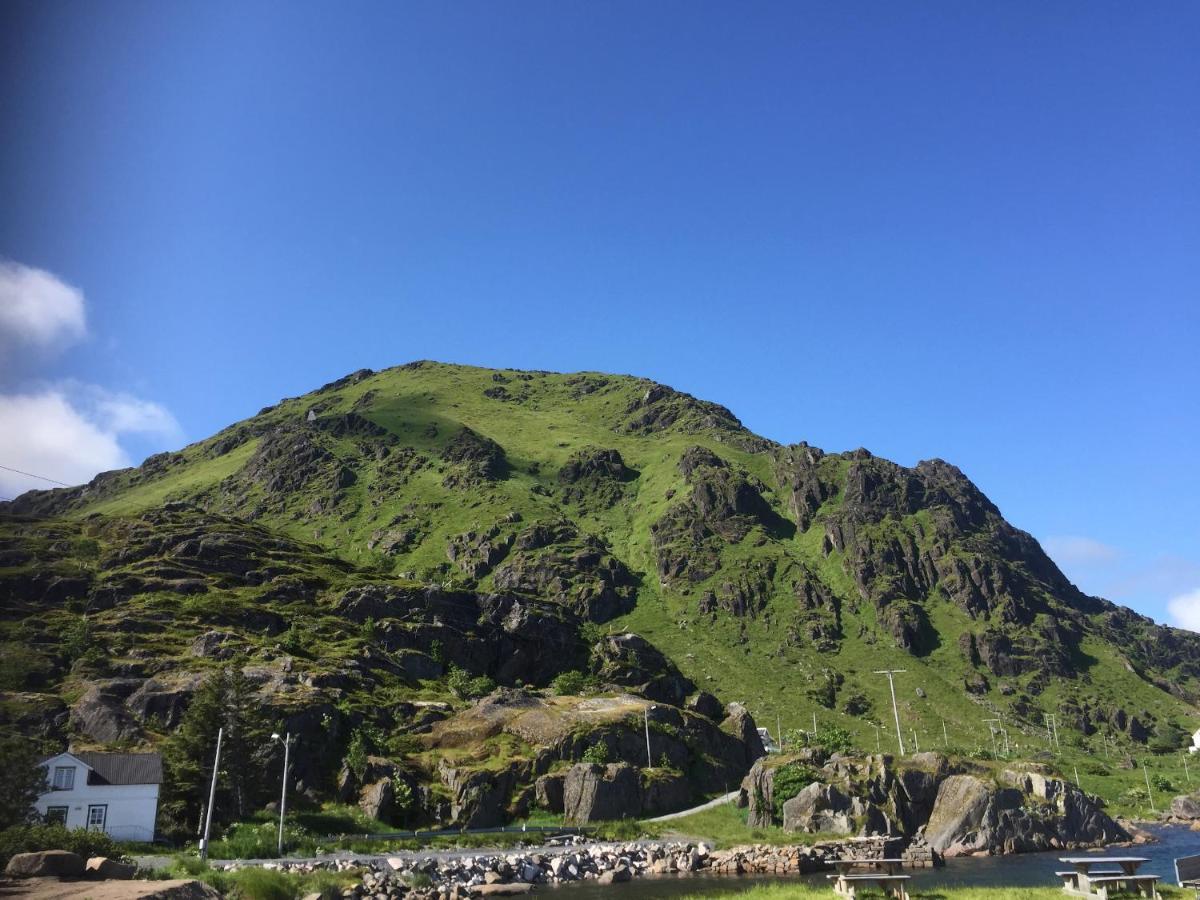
[827,872,912,899]
[1177,853,1200,893]
[1081,874,1160,900]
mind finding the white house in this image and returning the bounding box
[35,751,162,842]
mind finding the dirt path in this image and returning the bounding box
[0,878,217,900]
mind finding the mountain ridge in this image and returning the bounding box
[2,359,1196,831]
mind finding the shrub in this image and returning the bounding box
[550,671,588,696]
[581,742,610,764]
[771,763,820,820]
[812,725,854,755]
[0,824,125,869]
[447,665,494,700]
[1151,774,1173,792]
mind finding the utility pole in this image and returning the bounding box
[1044,714,1060,751]
[912,730,919,753]
[984,719,1001,758]
[1143,762,1157,814]
[875,670,907,755]
[199,727,223,863]
[812,711,818,738]
[1186,755,1192,786]
[777,713,783,753]
[873,724,881,752]
[1073,765,1081,787]
[644,704,657,768]
[272,732,296,857]
[942,719,949,748]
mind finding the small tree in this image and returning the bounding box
[0,734,48,829]
[160,665,274,837]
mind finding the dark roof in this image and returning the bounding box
[74,751,163,785]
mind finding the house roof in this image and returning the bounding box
[74,751,163,785]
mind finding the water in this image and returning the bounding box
[544,825,1200,899]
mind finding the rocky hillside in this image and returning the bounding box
[2,361,1197,830]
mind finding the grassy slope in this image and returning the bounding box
[14,361,1197,814]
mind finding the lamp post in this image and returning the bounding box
[272,732,297,857]
[644,705,657,768]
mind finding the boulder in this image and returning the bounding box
[686,691,724,720]
[720,702,766,766]
[535,773,565,813]
[5,850,86,877]
[562,763,642,823]
[359,778,394,822]
[641,770,692,816]
[781,783,854,834]
[86,856,136,879]
[924,774,993,854]
[1171,795,1200,820]
[70,680,145,743]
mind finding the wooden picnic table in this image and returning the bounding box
[828,858,910,899]
[1057,856,1160,900]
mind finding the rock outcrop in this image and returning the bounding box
[743,753,1126,857]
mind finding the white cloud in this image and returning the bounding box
[0,386,181,499]
[0,261,86,350]
[1043,535,1121,567]
[1167,588,1200,633]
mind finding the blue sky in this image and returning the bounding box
[1,2,1197,626]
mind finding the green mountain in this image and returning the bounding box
[3,361,1197,830]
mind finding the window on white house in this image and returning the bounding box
[45,807,68,825]
[87,805,107,831]
[52,766,75,790]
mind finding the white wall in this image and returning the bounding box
[36,757,159,842]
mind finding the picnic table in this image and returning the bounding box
[827,858,910,899]
[1057,856,1160,899]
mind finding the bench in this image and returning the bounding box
[1082,874,1160,900]
[827,872,912,899]
[1177,853,1200,892]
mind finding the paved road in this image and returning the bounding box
[644,791,738,823]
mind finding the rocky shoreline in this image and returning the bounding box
[227,837,927,899]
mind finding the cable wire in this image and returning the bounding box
[0,463,70,486]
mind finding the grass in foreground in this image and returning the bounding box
[678,887,1192,900]
[656,801,834,849]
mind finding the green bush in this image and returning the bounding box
[812,725,854,755]
[550,670,588,695]
[447,665,495,699]
[771,763,820,820]
[1151,774,1173,792]
[581,742,610,764]
[0,824,126,869]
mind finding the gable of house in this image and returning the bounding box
[36,751,162,842]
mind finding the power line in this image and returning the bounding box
[0,463,70,487]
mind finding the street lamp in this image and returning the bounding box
[644,705,657,769]
[271,732,297,857]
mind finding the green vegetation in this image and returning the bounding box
[658,801,831,849]
[4,360,1200,830]
[0,733,48,830]
[167,856,357,900]
[161,667,277,838]
[676,888,1192,900]
[0,823,127,869]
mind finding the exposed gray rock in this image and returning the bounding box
[6,850,86,877]
[562,763,642,823]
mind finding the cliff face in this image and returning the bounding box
[2,361,1196,828]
